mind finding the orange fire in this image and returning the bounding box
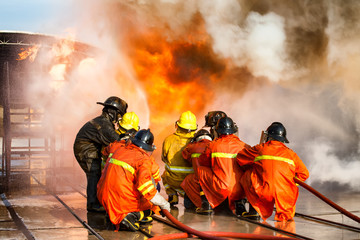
[48,38,77,89]
[126,30,227,129]
[17,45,40,61]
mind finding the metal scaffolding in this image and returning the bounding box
[0,31,97,191]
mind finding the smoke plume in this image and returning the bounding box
[29,0,360,191]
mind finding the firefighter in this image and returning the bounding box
[196,116,249,215]
[116,111,140,139]
[97,129,170,231]
[101,112,140,170]
[236,122,309,221]
[73,96,128,212]
[180,129,213,209]
[203,111,227,139]
[161,111,198,207]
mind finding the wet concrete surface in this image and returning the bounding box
[0,169,359,240]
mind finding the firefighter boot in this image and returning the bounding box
[184,194,196,210]
[168,194,178,207]
[119,212,141,231]
[196,192,213,215]
[139,210,153,225]
[235,199,247,216]
[242,203,260,220]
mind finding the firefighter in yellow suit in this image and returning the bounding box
[161,111,197,206]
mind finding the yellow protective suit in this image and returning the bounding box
[161,128,195,197]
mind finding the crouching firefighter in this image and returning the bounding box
[73,96,128,212]
[161,111,198,207]
[196,117,249,214]
[97,129,171,231]
[180,129,213,209]
[236,122,309,221]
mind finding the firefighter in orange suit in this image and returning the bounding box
[236,122,309,221]
[97,129,170,231]
[161,111,198,206]
[180,129,213,209]
[101,112,140,170]
[196,116,249,214]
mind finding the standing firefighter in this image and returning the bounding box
[73,96,128,212]
[161,111,198,206]
[236,122,309,221]
[97,129,170,231]
[197,116,249,214]
[181,129,213,209]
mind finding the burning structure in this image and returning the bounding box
[0,31,98,189]
[1,0,360,193]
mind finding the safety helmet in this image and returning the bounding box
[131,129,156,151]
[193,129,212,142]
[176,111,198,131]
[215,116,238,135]
[204,111,227,127]
[119,112,140,130]
[265,122,289,143]
[97,96,128,116]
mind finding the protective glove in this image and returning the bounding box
[150,192,171,212]
[156,182,161,192]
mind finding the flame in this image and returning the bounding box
[47,38,76,90]
[127,30,226,128]
[17,45,40,61]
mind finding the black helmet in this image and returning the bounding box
[131,129,156,151]
[97,96,128,116]
[215,117,238,135]
[204,111,227,127]
[193,129,212,142]
[266,122,289,143]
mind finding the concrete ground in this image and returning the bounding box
[0,169,359,240]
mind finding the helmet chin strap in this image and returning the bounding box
[106,108,119,123]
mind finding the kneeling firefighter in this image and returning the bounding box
[73,96,128,212]
[196,116,249,214]
[97,129,170,231]
[101,112,141,170]
[236,122,309,221]
[161,111,198,207]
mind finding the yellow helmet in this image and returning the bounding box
[119,112,140,130]
[176,111,198,131]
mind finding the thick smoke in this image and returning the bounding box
[31,0,360,191]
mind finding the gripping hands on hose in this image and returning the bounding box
[150,192,171,212]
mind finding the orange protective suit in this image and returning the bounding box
[180,139,211,208]
[97,141,160,229]
[236,140,309,221]
[197,134,249,209]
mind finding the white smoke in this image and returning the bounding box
[18,0,360,191]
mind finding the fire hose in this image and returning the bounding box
[152,209,298,240]
[294,178,360,223]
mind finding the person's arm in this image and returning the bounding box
[294,153,309,182]
[198,143,212,167]
[182,143,193,163]
[150,156,161,183]
[99,123,121,145]
[161,138,169,164]
[236,144,259,167]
